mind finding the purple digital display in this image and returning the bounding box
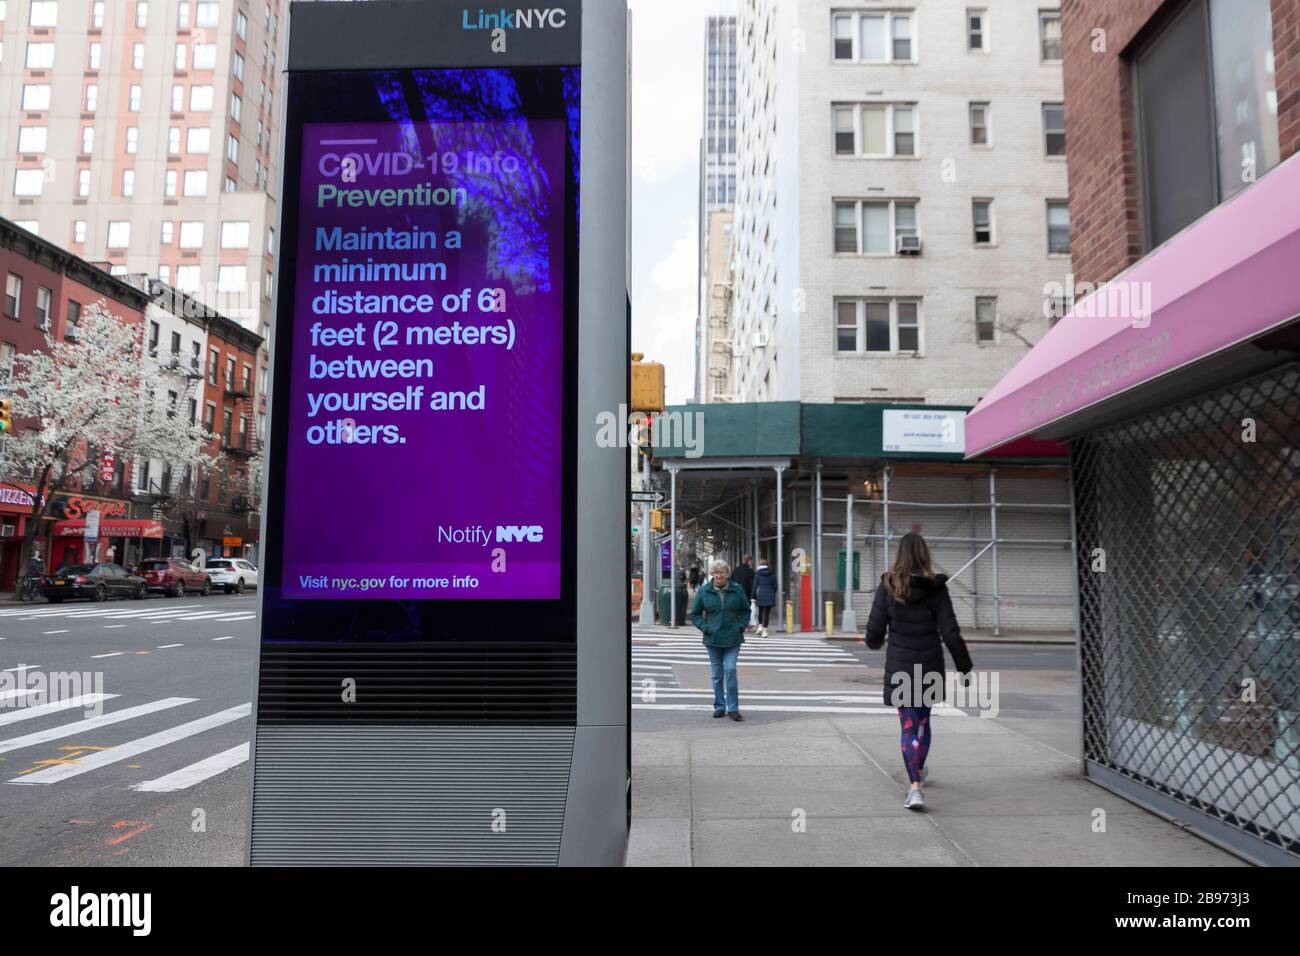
[280,118,568,600]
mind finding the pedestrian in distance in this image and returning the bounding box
[688,560,748,721]
[752,555,777,637]
[864,532,973,812]
[731,554,757,631]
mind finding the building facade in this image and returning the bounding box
[0,0,282,449]
[967,0,1300,863]
[697,209,735,403]
[732,0,1070,406]
[694,14,738,403]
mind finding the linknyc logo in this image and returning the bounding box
[461,7,569,31]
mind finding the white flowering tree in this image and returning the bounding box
[0,300,215,587]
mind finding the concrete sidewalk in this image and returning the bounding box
[628,630,1243,867]
[635,623,1076,645]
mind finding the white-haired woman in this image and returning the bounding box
[688,561,749,720]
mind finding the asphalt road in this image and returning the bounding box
[0,593,258,866]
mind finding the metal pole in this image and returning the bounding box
[669,466,678,629]
[882,465,891,572]
[842,491,857,632]
[752,482,759,561]
[639,451,654,625]
[775,464,785,632]
[990,468,1001,636]
[814,462,823,630]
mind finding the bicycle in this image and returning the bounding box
[17,574,42,602]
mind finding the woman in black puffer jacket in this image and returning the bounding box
[864,532,973,811]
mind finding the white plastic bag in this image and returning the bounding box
[749,600,759,628]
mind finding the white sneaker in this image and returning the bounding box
[904,788,925,811]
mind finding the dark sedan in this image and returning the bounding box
[42,563,148,602]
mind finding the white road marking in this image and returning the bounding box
[212,636,235,642]
[42,630,69,635]
[132,742,250,792]
[0,697,197,755]
[11,702,251,784]
[104,625,126,629]
[1,665,39,674]
[157,643,184,649]
[632,703,966,715]
[210,614,256,622]
[0,689,37,702]
[0,694,118,728]
[90,652,124,659]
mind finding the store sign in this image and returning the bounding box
[84,510,101,541]
[52,494,129,520]
[0,486,38,508]
[100,451,115,483]
[274,71,573,602]
[882,409,967,454]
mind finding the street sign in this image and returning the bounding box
[631,491,663,503]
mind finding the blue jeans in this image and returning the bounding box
[706,644,740,713]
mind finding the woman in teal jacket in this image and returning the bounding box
[689,561,749,720]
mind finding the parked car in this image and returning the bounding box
[137,557,212,597]
[42,563,147,602]
[206,558,259,594]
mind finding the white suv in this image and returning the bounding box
[206,558,259,594]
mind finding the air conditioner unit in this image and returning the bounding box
[0,526,15,537]
[752,331,769,348]
[65,327,81,342]
[896,235,922,255]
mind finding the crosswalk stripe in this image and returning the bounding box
[10,702,251,785]
[0,697,197,755]
[632,703,967,715]
[90,652,124,659]
[0,694,118,728]
[131,742,250,792]
[209,614,256,621]
[0,689,37,702]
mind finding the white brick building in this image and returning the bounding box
[732,0,1069,406]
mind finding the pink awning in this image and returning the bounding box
[966,153,1300,458]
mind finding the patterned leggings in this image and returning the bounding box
[898,706,932,784]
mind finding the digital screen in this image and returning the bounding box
[265,68,580,615]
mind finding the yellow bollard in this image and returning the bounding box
[785,600,794,634]
[825,601,835,636]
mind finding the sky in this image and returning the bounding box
[628,0,736,405]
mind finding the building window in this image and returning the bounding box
[107,220,130,248]
[175,43,187,71]
[972,199,994,244]
[77,168,90,197]
[13,169,44,197]
[73,221,85,244]
[22,84,52,111]
[121,169,134,197]
[35,286,51,327]
[832,9,915,63]
[132,41,144,69]
[168,126,181,154]
[147,320,160,355]
[177,1,189,30]
[230,94,241,124]
[833,102,918,158]
[84,83,99,112]
[237,10,247,39]
[834,298,922,354]
[17,126,46,153]
[25,41,54,68]
[967,9,986,50]
[175,265,200,291]
[125,126,138,154]
[1134,0,1280,249]
[192,42,215,70]
[29,1,57,28]
[134,0,147,28]
[220,221,250,248]
[233,52,245,82]
[179,220,203,249]
[128,85,142,112]
[91,1,103,29]
[227,134,239,163]
[1039,10,1062,61]
[80,126,93,154]
[834,199,919,255]
[87,42,101,70]
[204,400,215,431]
[164,169,177,198]
[4,274,20,320]
[187,127,210,154]
[225,356,235,389]
[1042,103,1065,156]
[65,300,81,335]
[161,220,174,244]
[218,265,246,292]
[196,1,217,28]
[208,348,218,385]
[183,170,207,196]
[225,176,237,193]
[970,102,990,146]
[189,85,213,111]
[1047,200,1071,254]
[171,84,184,112]
[975,297,997,343]
[0,343,15,383]
[157,264,171,284]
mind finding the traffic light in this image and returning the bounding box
[631,353,665,413]
[650,509,666,532]
[0,398,11,434]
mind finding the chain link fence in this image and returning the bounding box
[1074,362,1300,862]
